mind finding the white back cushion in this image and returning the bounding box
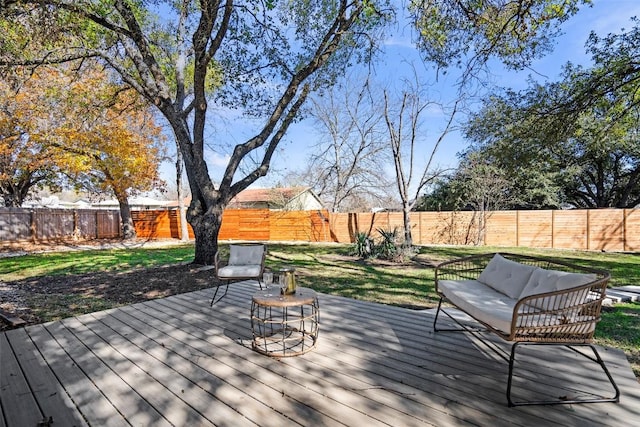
[520,268,595,309]
[478,254,537,299]
[229,245,264,266]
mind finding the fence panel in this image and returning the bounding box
[2,207,640,252]
[588,209,625,251]
[0,208,121,242]
[0,208,32,241]
[484,211,518,247]
[34,210,74,240]
[270,211,312,242]
[310,210,331,242]
[552,210,587,250]
[239,209,269,240]
[97,211,121,238]
[624,209,640,251]
[518,210,553,248]
[131,210,172,239]
[77,210,97,238]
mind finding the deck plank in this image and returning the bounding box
[171,288,628,427]
[4,328,88,427]
[126,299,401,427]
[61,316,221,427]
[25,324,130,427]
[0,332,43,427]
[1,281,639,427]
[200,286,639,426]
[86,309,289,427]
[44,320,171,427]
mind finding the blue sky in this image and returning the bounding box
[160,0,640,194]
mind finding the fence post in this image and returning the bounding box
[623,208,628,252]
[551,210,555,249]
[95,210,100,239]
[586,210,591,250]
[30,209,37,242]
[73,209,79,240]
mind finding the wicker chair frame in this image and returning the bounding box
[434,252,620,407]
[211,243,266,306]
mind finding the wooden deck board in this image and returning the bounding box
[43,320,172,427]
[2,281,639,426]
[2,328,88,427]
[198,288,622,427]
[0,332,43,427]
[131,297,402,426]
[25,324,129,427]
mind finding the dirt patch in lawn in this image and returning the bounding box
[0,262,217,332]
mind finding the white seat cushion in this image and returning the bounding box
[439,279,518,334]
[477,254,537,299]
[217,264,262,279]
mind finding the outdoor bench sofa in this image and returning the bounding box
[434,252,620,406]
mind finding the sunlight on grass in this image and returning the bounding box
[0,245,195,281]
[596,303,640,377]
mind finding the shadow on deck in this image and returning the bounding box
[1,281,639,426]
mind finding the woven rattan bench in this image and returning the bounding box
[434,252,620,407]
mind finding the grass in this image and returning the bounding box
[0,245,196,281]
[1,241,639,376]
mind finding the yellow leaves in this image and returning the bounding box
[1,62,166,199]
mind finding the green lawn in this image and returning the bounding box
[1,242,638,376]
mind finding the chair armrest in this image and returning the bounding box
[510,279,609,342]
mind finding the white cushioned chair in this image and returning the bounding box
[211,243,266,305]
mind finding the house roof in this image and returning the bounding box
[166,187,324,210]
[229,187,310,204]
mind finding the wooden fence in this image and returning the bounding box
[0,208,121,242]
[2,207,640,252]
[131,208,640,252]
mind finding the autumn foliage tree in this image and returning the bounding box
[0,67,79,207]
[52,66,166,239]
[0,64,165,237]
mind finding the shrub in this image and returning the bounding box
[353,227,413,262]
[353,232,374,258]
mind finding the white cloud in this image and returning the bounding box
[206,151,231,168]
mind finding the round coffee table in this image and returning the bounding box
[250,287,319,357]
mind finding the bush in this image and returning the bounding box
[353,232,374,258]
[375,227,399,260]
[353,227,413,262]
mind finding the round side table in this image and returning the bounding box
[250,287,319,357]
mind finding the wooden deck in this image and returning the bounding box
[1,281,639,426]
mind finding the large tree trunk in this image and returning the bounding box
[1,177,32,207]
[116,194,137,240]
[188,205,222,265]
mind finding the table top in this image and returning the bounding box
[252,287,317,307]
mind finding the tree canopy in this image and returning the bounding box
[455,19,640,209]
[0,64,165,215]
[409,0,590,75]
[1,0,393,263]
[0,0,594,261]
[0,67,71,207]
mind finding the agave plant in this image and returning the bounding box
[375,227,399,260]
[353,232,374,258]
